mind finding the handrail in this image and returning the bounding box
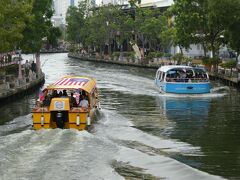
[166,78,209,83]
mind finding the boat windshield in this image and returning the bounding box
[165,68,208,82]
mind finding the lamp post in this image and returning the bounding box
[17,49,22,80]
[36,52,41,77]
[106,21,110,57]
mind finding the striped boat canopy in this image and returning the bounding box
[47,76,97,93]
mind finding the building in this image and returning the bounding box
[101,0,173,7]
[139,0,173,8]
[52,0,95,26]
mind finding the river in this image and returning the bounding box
[0,53,239,180]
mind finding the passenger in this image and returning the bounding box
[39,89,48,102]
[79,94,84,102]
[62,90,68,97]
[79,95,89,108]
[36,99,41,108]
[81,90,86,96]
[74,90,80,105]
[43,94,51,106]
[70,93,77,107]
[51,90,58,98]
[58,91,63,97]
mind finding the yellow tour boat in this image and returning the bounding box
[32,76,100,130]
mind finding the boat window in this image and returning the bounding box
[159,72,162,80]
[194,68,208,79]
[156,71,160,79]
[91,92,95,108]
[164,68,209,83]
[161,72,165,81]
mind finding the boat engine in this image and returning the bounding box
[56,111,64,129]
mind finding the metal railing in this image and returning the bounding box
[166,77,209,83]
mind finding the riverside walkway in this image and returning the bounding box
[68,53,160,69]
[0,58,45,103]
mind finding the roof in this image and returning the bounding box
[139,0,173,8]
[157,65,192,73]
[47,76,97,93]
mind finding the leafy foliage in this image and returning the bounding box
[0,0,33,53]
[0,0,56,54]
[47,27,62,48]
[20,0,53,53]
[169,0,240,61]
[220,60,237,69]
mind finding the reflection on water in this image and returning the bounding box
[0,53,239,179]
[154,94,240,179]
[156,96,211,136]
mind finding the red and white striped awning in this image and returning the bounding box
[53,77,89,86]
[47,76,97,93]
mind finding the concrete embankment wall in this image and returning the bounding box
[0,73,45,104]
[68,53,159,69]
[69,53,240,89]
[209,73,240,88]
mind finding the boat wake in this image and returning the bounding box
[210,86,230,93]
[93,109,225,180]
[0,128,123,180]
[0,114,32,136]
[158,89,228,98]
[0,109,225,180]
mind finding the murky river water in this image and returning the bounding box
[0,53,239,180]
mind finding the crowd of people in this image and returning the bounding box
[24,60,37,76]
[165,68,208,83]
[39,89,89,108]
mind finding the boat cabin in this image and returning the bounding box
[156,65,209,83]
[155,65,211,94]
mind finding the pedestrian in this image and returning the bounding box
[31,61,37,73]
[25,60,30,76]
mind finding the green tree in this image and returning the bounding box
[220,60,237,77]
[20,0,53,53]
[47,27,62,48]
[221,0,240,66]
[0,0,33,53]
[169,0,199,54]
[66,3,134,55]
[170,0,226,58]
[66,1,87,44]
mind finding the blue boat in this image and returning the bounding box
[155,65,211,94]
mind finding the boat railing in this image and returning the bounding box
[166,77,209,83]
[70,107,89,112]
[32,107,49,112]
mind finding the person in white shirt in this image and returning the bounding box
[79,95,89,108]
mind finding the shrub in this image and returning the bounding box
[173,53,184,64]
[156,52,164,58]
[220,60,236,69]
[183,57,193,64]
[146,52,156,60]
[164,53,172,59]
[202,57,220,65]
[68,44,77,52]
[112,52,120,57]
[128,52,135,59]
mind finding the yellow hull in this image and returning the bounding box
[32,109,95,130]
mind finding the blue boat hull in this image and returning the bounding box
[155,81,211,94]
